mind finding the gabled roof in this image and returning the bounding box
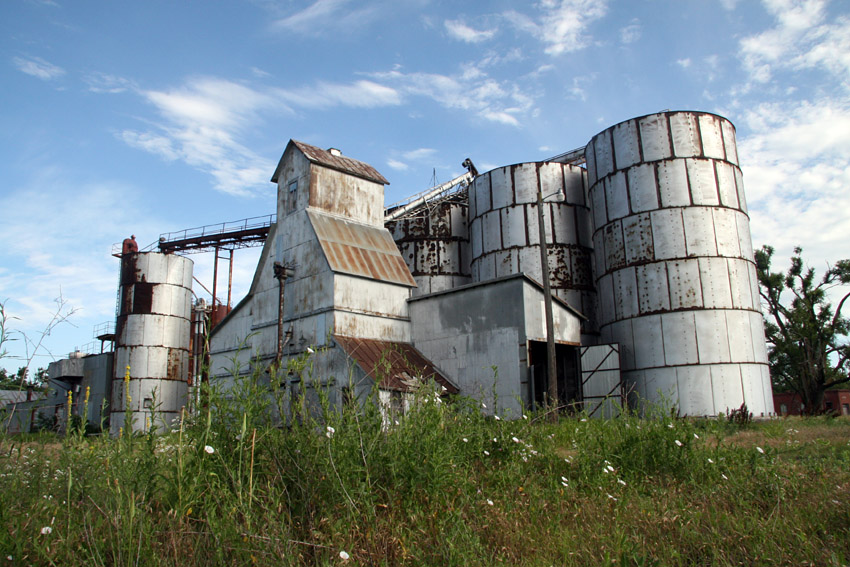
[271,140,390,185]
[307,210,416,287]
[333,335,459,394]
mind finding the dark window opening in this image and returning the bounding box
[286,180,298,214]
[528,341,581,412]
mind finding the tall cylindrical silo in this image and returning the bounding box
[469,162,597,339]
[387,200,472,296]
[110,252,193,434]
[586,110,772,416]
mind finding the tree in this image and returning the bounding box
[755,246,850,414]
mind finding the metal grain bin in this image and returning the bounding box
[110,252,193,434]
[586,111,772,416]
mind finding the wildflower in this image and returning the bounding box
[339,550,350,561]
[721,473,728,480]
[494,415,501,421]
[40,526,52,535]
[486,499,494,506]
[7,555,12,561]
[493,437,497,442]
[693,433,700,439]
[561,481,568,487]
[607,494,617,501]
[462,438,468,443]
[580,418,587,422]
[482,403,487,409]
[512,436,520,443]
[522,414,528,420]
[606,465,615,472]
[707,458,715,464]
[602,467,609,474]
[674,439,683,447]
[756,446,765,454]
[204,445,215,454]
[667,423,674,428]
[561,476,568,483]
[326,426,335,439]
[618,479,627,486]
[483,450,490,456]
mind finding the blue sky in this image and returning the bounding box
[2,0,849,372]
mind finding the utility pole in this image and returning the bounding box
[536,188,558,418]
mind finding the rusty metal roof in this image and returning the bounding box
[272,140,389,185]
[333,335,459,394]
[308,210,417,287]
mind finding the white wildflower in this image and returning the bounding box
[204,445,215,454]
[522,414,528,420]
[721,473,728,480]
[306,346,315,354]
[326,426,335,439]
[618,479,627,486]
[693,433,700,439]
[580,418,587,422]
[462,438,468,443]
[512,436,520,443]
[482,403,487,409]
[756,446,764,454]
[606,465,615,472]
[707,458,714,464]
[667,423,674,429]
[494,415,501,421]
[40,526,52,535]
[339,550,350,561]
[674,440,683,447]
[486,499,494,506]
[607,494,617,501]
[483,450,490,456]
[561,481,569,487]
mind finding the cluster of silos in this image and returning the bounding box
[110,252,193,434]
[387,200,472,296]
[586,111,771,416]
[468,162,597,339]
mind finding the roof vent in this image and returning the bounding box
[327,147,342,157]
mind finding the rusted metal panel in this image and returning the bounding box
[667,259,703,309]
[636,262,670,314]
[274,140,389,185]
[594,128,614,179]
[683,207,718,257]
[669,112,701,158]
[612,266,638,319]
[308,210,416,287]
[589,183,607,232]
[489,165,513,210]
[585,138,598,187]
[481,210,502,254]
[650,209,686,259]
[551,204,577,245]
[686,158,719,206]
[715,161,739,208]
[500,205,528,248]
[605,172,629,221]
[333,335,458,394]
[473,173,492,213]
[661,311,698,365]
[564,166,586,206]
[628,163,659,213]
[657,159,690,207]
[638,113,672,162]
[698,114,726,160]
[602,220,625,272]
[494,249,518,278]
[623,212,654,264]
[613,119,641,171]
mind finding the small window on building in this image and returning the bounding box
[286,180,298,214]
[842,403,849,416]
[143,397,153,409]
[826,400,834,410]
[780,403,787,415]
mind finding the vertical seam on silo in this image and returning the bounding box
[652,162,663,211]
[694,113,705,158]
[665,112,676,158]
[635,118,645,163]
[709,159,721,207]
[718,117,729,162]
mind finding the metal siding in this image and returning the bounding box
[585,139,598,187]
[474,173,492,212]
[727,259,754,309]
[713,208,741,257]
[740,363,767,415]
[500,206,527,248]
[623,213,654,264]
[715,161,739,209]
[602,220,625,272]
[482,211,502,254]
[513,163,539,203]
[594,129,614,179]
[657,160,691,207]
[613,119,641,170]
[699,257,733,308]
[608,319,635,370]
[686,158,720,206]
[639,114,672,162]
[721,119,739,165]
[636,262,670,313]
[632,315,665,368]
[605,172,630,221]
[641,367,679,408]
[699,114,725,159]
[710,365,745,414]
[669,112,700,158]
[564,167,586,206]
[650,209,687,260]
[667,259,703,309]
[734,167,748,214]
[490,166,512,210]
[726,310,755,362]
[661,311,698,365]
[597,273,615,325]
[695,310,731,364]
[683,207,718,257]
[750,311,769,363]
[628,163,659,213]
[736,212,754,260]
[674,366,713,415]
[590,183,608,231]
[552,204,578,245]
[612,266,638,320]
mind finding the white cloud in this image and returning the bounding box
[85,72,137,94]
[272,0,378,34]
[739,98,850,272]
[386,158,409,171]
[739,0,850,86]
[403,148,437,161]
[719,0,739,10]
[445,19,497,43]
[119,131,179,161]
[619,19,641,44]
[677,58,692,68]
[12,55,65,80]
[506,0,608,56]
[274,80,401,108]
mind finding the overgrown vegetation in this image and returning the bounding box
[1,366,849,567]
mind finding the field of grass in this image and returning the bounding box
[1,377,849,566]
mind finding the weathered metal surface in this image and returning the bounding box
[588,112,772,415]
[308,210,416,287]
[272,140,389,185]
[333,335,458,394]
[580,344,622,418]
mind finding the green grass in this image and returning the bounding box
[1,376,849,566]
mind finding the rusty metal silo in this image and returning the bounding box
[110,252,193,434]
[586,111,772,416]
[468,162,597,338]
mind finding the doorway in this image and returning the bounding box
[528,341,581,411]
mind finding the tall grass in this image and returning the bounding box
[0,360,848,566]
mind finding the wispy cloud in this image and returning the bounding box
[272,0,378,34]
[506,0,608,55]
[274,80,401,108]
[739,0,850,86]
[386,158,409,171]
[445,19,497,43]
[12,55,65,80]
[85,72,136,93]
[619,19,641,44]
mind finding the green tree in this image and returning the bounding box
[755,246,850,414]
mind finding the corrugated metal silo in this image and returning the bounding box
[468,162,597,338]
[387,200,471,296]
[586,111,772,416]
[110,252,193,434]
